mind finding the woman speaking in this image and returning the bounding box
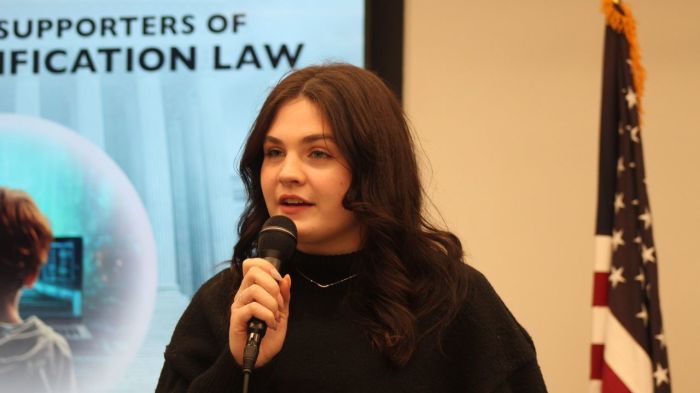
[156,63,546,392]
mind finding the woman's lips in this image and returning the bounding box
[278,195,314,214]
[278,203,312,215]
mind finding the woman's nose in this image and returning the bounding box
[278,154,305,185]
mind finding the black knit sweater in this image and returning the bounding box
[156,252,547,392]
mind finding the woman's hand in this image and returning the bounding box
[230,258,292,368]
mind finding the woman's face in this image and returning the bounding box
[260,97,362,255]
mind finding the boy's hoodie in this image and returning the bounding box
[0,316,77,393]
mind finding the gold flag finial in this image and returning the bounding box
[601,0,645,116]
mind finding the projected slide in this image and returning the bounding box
[1,0,364,391]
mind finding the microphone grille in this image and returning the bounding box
[258,215,297,261]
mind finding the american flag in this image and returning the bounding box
[590,1,671,393]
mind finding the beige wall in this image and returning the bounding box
[404,1,700,391]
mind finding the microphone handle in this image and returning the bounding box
[242,255,283,372]
[246,254,282,333]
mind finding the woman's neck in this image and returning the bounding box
[290,250,360,282]
[0,291,23,324]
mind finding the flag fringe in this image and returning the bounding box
[601,0,646,117]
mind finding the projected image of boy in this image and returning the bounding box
[0,187,77,393]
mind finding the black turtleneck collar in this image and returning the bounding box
[284,250,361,286]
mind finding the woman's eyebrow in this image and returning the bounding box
[264,134,336,145]
[301,134,336,144]
[263,135,282,144]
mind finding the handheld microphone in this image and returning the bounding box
[242,215,297,376]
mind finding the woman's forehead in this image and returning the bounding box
[265,98,334,141]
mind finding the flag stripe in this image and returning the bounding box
[595,235,612,272]
[591,344,604,379]
[592,273,609,306]
[591,306,607,344]
[602,361,633,393]
[604,309,653,393]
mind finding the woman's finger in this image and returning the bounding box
[239,265,281,299]
[242,258,283,281]
[230,301,278,331]
[232,283,282,315]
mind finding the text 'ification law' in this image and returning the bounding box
[0,14,305,75]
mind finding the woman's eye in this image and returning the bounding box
[264,148,283,158]
[310,150,331,159]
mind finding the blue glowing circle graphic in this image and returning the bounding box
[0,114,157,391]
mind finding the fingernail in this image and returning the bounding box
[276,311,281,322]
[277,294,285,309]
[271,268,283,281]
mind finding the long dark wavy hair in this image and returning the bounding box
[233,64,469,366]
